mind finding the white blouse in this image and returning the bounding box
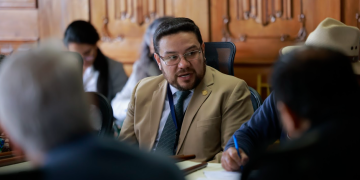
[83,66,99,92]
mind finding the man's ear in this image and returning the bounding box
[277,101,302,137]
[153,53,162,71]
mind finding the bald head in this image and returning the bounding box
[0,49,92,161]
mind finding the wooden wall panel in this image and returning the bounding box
[234,64,273,99]
[211,0,343,98]
[342,0,360,28]
[38,0,89,40]
[303,0,341,31]
[0,10,38,41]
[0,0,36,8]
[1,0,358,96]
[90,0,209,76]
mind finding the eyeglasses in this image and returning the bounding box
[158,49,203,66]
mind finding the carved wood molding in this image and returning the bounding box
[223,0,307,42]
[113,0,173,24]
[236,0,292,26]
[101,0,174,42]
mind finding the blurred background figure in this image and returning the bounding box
[64,20,128,101]
[0,48,184,180]
[0,54,10,153]
[111,17,173,127]
[241,47,360,180]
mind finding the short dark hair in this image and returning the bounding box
[63,20,100,46]
[272,46,360,125]
[153,17,203,54]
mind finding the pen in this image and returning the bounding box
[232,135,244,171]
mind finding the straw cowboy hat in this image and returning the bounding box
[281,18,360,74]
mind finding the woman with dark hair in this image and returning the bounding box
[111,17,173,126]
[64,20,128,101]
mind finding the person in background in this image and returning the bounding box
[0,54,11,153]
[111,17,172,127]
[241,47,360,180]
[221,17,360,171]
[119,17,253,162]
[64,20,128,101]
[0,54,5,63]
[0,48,184,180]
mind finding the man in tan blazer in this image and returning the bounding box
[119,17,253,162]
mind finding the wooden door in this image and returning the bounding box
[89,0,210,76]
[0,0,38,54]
[211,0,341,99]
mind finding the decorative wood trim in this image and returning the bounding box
[149,0,156,18]
[275,0,282,17]
[222,0,307,42]
[133,0,144,25]
[243,0,250,19]
[97,0,176,42]
[157,0,165,17]
[126,0,133,19]
[143,0,150,22]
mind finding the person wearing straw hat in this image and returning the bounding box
[241,46,360,180]
[222,17,360,172]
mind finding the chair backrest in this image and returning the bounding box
[205,42,235,76]
[86,92,114,137]
[248,87,263,111]
[204,42,263,111]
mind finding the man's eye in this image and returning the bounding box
[186,51,198,57]
[167,55,178,60]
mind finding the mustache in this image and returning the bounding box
[175,68,196,76]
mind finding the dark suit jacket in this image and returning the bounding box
[241,121,359,180]
[0,135,185,180]
[225,92,287,157]
[106,57,128,101]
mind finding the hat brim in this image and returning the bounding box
[281,45,360,75]
[280,45,303,55]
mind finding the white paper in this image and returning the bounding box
[196,171,241,180]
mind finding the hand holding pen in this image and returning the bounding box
[221,135,249,172]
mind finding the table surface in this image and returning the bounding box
[0,161,32,174]
[0,160,227,180]
[177,161,226,180]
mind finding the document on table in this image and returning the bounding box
[176,161,241,180]
[197,171,241,180]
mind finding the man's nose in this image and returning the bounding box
[177,56,190,68]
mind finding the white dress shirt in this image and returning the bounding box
[83,66,99,92]
[153,84,194,150]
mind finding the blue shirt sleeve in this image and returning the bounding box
[225,92,283,157]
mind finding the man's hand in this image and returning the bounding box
[221,147,249,171]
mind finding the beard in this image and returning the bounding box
[160,62,206,91]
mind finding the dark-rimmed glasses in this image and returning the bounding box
[157,49,203,66]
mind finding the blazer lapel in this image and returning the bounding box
[176,66,214,154]
[146,79,167,150]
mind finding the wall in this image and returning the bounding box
[1,0,360,99]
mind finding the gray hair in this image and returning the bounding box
[0,48,92,156]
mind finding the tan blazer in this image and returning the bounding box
[119,66,254,162]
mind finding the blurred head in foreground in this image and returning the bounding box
[273,46,360,139]
[0,48,92,165]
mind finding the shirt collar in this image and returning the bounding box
[169,84,194,95]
